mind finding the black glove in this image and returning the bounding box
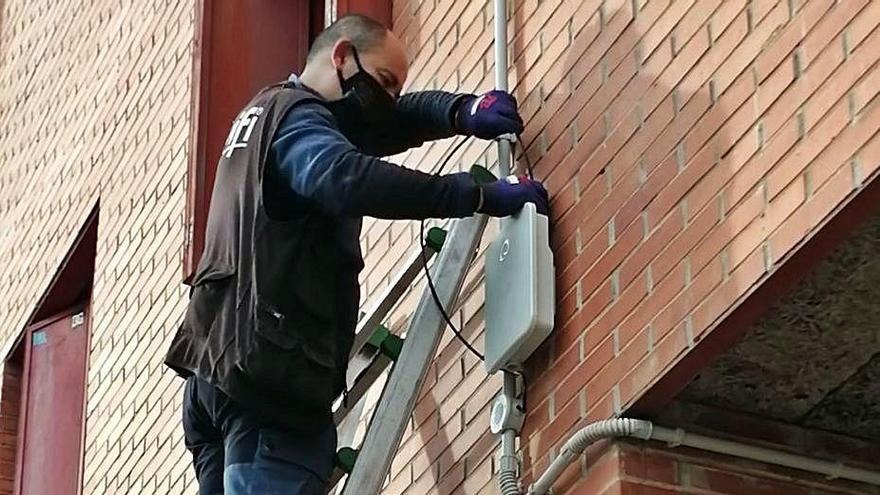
[478,175,549,217]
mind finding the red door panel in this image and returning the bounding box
[185,0,314,283]
[18,308,89,495]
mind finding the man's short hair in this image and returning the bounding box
[308,14,388,62]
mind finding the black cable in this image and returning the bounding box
[419,220,485,361]
[515,134,535,180]
[435,137,470,174]
[420,134,538,365]
[420,137,486,362]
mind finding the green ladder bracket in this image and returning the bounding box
[425,227,447,252]
[336,447,359,474]
[366,325,404,361]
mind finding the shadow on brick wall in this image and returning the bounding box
[506,1,744,490]
[391,0,751,492]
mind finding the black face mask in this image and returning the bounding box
[325,46,396,140]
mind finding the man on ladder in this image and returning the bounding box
[165,13,548,495]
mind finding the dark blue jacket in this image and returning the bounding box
[260,78,479,389]
[264,77,479,223]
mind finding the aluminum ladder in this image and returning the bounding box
[327,168,494,495]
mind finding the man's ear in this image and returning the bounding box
[331,39,352,72]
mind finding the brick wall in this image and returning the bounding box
[369,0,880,493]
[0,356,23,495]
[1,0,877,493]
[571,441,877,495]
[0,1,194,493]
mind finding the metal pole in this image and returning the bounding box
[494,0,513,176]
[493,2,520,492]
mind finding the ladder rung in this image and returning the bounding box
[328,467,344,491]
[348,228,446,360]
[334,353,392,426]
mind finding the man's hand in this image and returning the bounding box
[457,90,524,139]
[478,175,549,217]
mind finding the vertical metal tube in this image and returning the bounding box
[493,3,520,493]
[494,0,513,176]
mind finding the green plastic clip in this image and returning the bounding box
[469,164,498,185]
[380,333,404,361]
[365,325,405,361]
[366,325,390,349]
[425,227,447,252]
[336,447,359,474]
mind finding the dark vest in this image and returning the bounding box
[165,82,361,430]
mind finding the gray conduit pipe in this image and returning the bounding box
[529,419,653,495]
[528,419,880,495]
[498,430,520,495]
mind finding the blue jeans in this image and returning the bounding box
[182,376,337,495]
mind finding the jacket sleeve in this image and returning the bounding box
[359,90,472,157]
[269,102,480,220]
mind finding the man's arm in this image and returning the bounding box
[359,90,469,157]
[353,89,525,158]
[269,101,480,220]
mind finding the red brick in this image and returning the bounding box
[811,99,880,192]
[619,213,680,294]
[644,142,716,228]
[769,196,811,264]
[585,390,617,423]
[618,262,687,345]
[619,327,689,406]
[693,246,766,340]
[557,225,610,297]
[600,481,625,495]
[585,327,649,407]
[691,185,763,275]
[848,0,880,49]
[754,0,835,81]
[802,1,868,68]
[859,132,880,179]
[692,464,811,495]
[615,154,679,241]
[529,334,583,406]
[619,446,677,486]
[650,202,717,287]
[601,276,649,350]
[654,258,723,343]
[557,277,613,348]
[534,389,584,463]
[8,0,877,493]
[557,444,621,495]
[806,161,859,233]
[619,477,680,495]
[553,333,615,415]
[580,220,644,300]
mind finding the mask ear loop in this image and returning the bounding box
[350,44,365,71]
[335,43,363,92]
